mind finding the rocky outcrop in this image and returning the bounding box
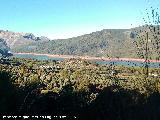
[0,38,11,57]
[0,30,50,49]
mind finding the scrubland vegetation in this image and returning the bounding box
[0,58,160,120]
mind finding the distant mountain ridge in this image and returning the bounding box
[1,26,160,59]
[0,30,50,49]
[13,29,137,58]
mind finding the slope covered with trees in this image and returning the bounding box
[13,29,138,58]
[13,26,160,60]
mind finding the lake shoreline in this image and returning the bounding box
[13,52,160,63]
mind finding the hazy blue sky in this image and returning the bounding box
[0,0,159,39]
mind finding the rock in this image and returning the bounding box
[0,30,51,49]
[0,38,10,57]
[23,33,36,40]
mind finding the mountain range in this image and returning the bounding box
[12,29,137,58]
[1,26,160,59]
[0,30,50,49]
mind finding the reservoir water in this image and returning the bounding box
[13,54,160,68]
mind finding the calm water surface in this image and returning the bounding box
[14,54,160,68]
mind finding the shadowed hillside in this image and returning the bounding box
[0,38,11,57]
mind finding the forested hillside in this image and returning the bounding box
[12,25,160,60]
[13,29,138,58]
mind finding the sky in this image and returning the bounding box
[0,0,159,39]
